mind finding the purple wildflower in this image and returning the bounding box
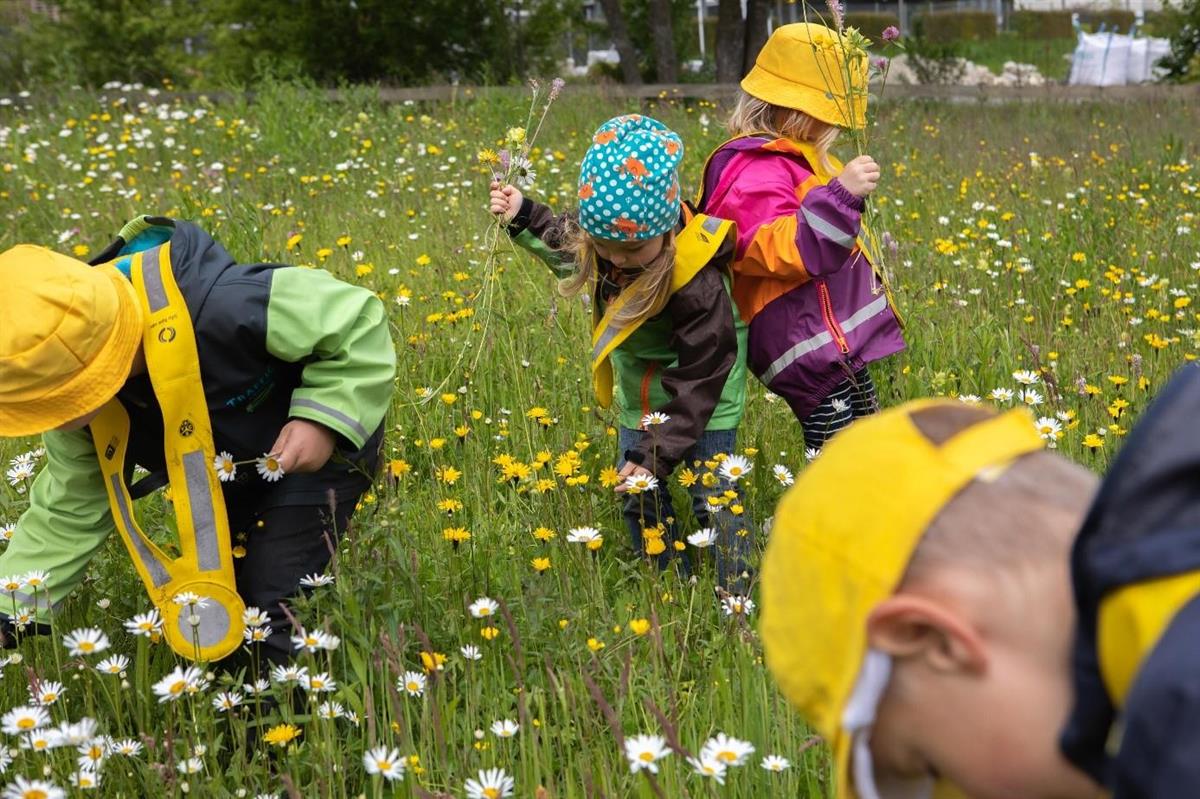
[549,78,565,101]
[872,56,889,72]
[826,0,844,30]
[882,25,900,42]
[497,149,511,173]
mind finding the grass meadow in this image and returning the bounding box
[0,83,1198,798]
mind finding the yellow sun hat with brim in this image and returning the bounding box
[0,244,144,437]
[760,399,1047,799]
[740,22,871,130]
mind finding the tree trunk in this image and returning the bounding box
[743,0,772,75]
[714,0,745,83]
[596,0,643,84]
[648,0,677,83]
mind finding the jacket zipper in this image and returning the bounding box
[640,363,658,418]
[818,281,851,354]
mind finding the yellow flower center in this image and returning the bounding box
[375,759,391,770]
[41,693,56,702]
[484,789,501,799]
[79,642,94,652]
[718,750,736,762]
[407,682,419,692]
[25,789,49,799]
[170,681,186,695]
[266,457,280,471]
[639,752,655,762]
[222,462,234,473]
[17,718,35,729]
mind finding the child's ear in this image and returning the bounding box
[866,596,987,675]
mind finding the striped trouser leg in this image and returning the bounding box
[800,378,856,451]
[849,367,880,418]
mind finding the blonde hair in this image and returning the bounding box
[727,90,839,174]
[560,223,677,330]
[902,405,1099,584]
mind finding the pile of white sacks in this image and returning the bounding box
[880,54,1048,86]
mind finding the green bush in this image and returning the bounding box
[1157,0,1200,82]
[845,12,901,41]
[1009,10,1075,39]
[913,10,998,43]
[1075,8,1137,32]
[1143,7,1188,38]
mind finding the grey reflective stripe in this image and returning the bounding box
[291,398,369,442]
[800,207,857,250]
[138,245,168,312]
[182,450,221,572]
[762,331,833,384]
[176,601,231,649]
[591,325,621,362]
[701,215,723,235]
[762,294,890,384]
[109,474,171,587]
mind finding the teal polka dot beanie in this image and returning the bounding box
[577,114,684,242]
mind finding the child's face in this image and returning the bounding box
[592,235,665,270]
[863,563,1105,799]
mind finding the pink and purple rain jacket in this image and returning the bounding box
[698,136,905,418]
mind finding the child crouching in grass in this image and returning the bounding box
[490,114,752,591]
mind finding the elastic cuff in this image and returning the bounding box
[828,179,866,212]
[623,448,646,466]
[506,197,535,237]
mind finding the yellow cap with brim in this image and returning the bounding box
[0,245,144,437]
[760,400,1047,798]
[740,22,870,130]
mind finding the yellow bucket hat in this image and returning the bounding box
[0,245,144,437]
[760,399,1046,799]
[741,22,870,130]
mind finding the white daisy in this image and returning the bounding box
[688,755,728,784]
[1012,369,1040,385]
[465,768,514,799]
[624,734,671,774]
[95,655,129,675]
[362,746,406,781]
[256,453,285,482]
[152,665,204,703]
[760,754,791,772]
[623,473,659,493]
[700,732,755,766]
[490,719,519,738]
[76,738,107,770]
[721,595,755,618]
[63,627,110,657]
[1035,416,1063,444]
[1020,388,1044,406]
[803,446,821,461]
[566,527,602,545]
[242,606,270,627]
[399,670,426,696]
[299,572,335,587]
[271,664,309,685]
[718,455,752,482]
[640,411,671,427]
[109,738,143,756]
[317,701,346,720]
[830,398,851,413]
[172,591,208,608]
[21,570,47,590]
[21,729,65,752]
[687,528,718,548]
[771,464,794,486]
[70,769,101,790]
[212,451,237,482]
[1,705,48,735]
[124,609,162,637]
[303,672,337,693]
[468,597,500,619]
[460,644,483,661]
[177,756,203,774]
[212,691,244,712]
[244,625,273,643]
[31,680,65,705]
[2,777,65,799]
[989,387,1015,403]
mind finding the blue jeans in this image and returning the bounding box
[617,427,752,591]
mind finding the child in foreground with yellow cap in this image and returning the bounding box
[0,216,396,666]
[698,22,904,452]
[761,365,1200,798]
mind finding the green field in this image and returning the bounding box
[0,84,1198,797]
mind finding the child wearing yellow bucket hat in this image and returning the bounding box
[761,365,1200,798]
[698,22,905,452]
[0,216,396,667]
[489,114,752,590]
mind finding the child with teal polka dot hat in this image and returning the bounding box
[489,113,755,594]
[576,114,684,242]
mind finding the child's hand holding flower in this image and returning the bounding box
[269,419,336,474]
[489,181,524,223]
[838,155,881,198]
